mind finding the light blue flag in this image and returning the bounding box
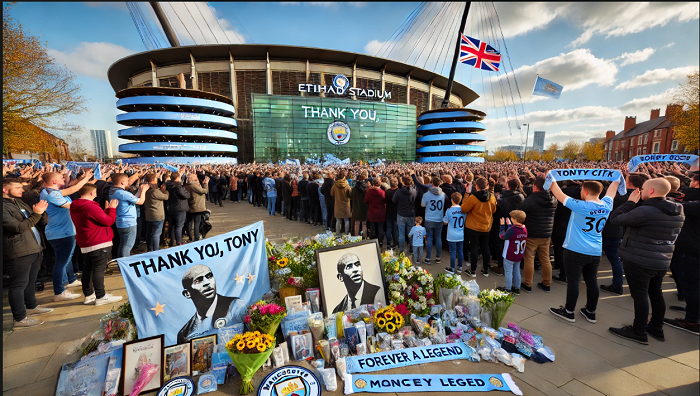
[116,221,270,346]
[65,161,101,180]
[532,76,563,99]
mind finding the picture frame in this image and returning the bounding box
[120,334,164,396]
[163,343,191,382]
[290,332,314,361]
[315,239,387,318]
[190,334,217,376]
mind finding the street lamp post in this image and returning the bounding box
[522,123,530,160]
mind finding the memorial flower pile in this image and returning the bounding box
[226,330,277,394]
[383,250,435,316]
[373,305,404,334]
[478,288,516,329]
[245,300,286,336]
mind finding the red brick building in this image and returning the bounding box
[604,105,688,162]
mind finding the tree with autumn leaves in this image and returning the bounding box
[3,3,86,158]
[668,71,699,152]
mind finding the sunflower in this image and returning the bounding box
[246,341,256,349]
[253,331,261,337]
[386,322,396,333]
[377,317,387,327]
[256,343,266,352]
[236,341,246,350]
[385,312,395,321]
[277,258,289,267]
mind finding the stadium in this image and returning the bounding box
[108,44,487,164]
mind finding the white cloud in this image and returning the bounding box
[614,47,655,67]
[615,66,698,90]
[487,2,562,38]
[160,2,245,45]
[619,88,676,115]
[524,106,622,127]
[48,42,136,81]
[364,40,387,56]
[563,2,699,47]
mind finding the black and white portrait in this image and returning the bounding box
[315,240,387,317]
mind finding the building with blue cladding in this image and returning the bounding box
[115,87,238,164]
[416,108,486,163]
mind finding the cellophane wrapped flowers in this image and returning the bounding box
[373,305,404,334]
[478,289,515,329]
[226,331,276,394]
[245,301,286,336]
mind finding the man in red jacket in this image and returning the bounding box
[69,184,124,306]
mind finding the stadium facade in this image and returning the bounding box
[107,44,483,164]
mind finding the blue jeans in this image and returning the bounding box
[267,196,276,215]
[248,189,253,203]
[504,258,521,290]
[413,246,424,264]
[49,236,77,295]
[169,211,186,245]
[385,218,398,247]
[602,237,623,288]
[397,215,415,253]
[238,188,243,202]
[117,225,138,258]
[448,241,464,270]
[146,220,164,252]
[425,221,442,260]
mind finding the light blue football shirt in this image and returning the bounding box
[443,206,466,242]
[563,196,614,256]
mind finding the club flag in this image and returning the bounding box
[459,34,501,72]
[532,76,563,99]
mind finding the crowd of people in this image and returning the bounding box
[3,159,698,345]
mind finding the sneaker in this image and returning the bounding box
[600,284,623,296]
[552,273,567,285]
[490,267,504,276]
[26,305,54,316]
[66,280,82,288]
[435,258,441,264]
[444,267,455,275]
[481,269,489,278]
[95,294,124,306]
[579,307,596,323]
[465,268,476,278]
[537,282,550,293]
[550,306,575,322]
[511,288,520,296]
[14,317,43,328]
[496,286,509,293]
[423,258,431,264]
[84,294,96,305]
[609,325,648,345]
[670,306,686,312]
[521,283,532,293]
[456,267,462,274]
[646,326,665,342]
[663,318,700,335]
[54,290,81,302]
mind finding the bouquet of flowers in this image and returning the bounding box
[373,305,404,334]
[478,288,515,329]
[383,251,435,316]
[226,331,276,394]
[434,274,463,310]
[244,301,286,336]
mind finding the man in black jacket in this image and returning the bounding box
[298,172,310,224]
[517,176,557,293]
[392,176,417,254]
[3,179,54,328]
[166,172,191,247]
[254,172,264,208]
[608,178,685,344]
[385,178,399,249]
[307,174,322,226]
[321,171,335,231]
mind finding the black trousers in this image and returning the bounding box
[169,211,186,245]
[552,232,566,278]
[285,199,294,220]
[624,260,666,335]
[325,201,335,229]
[254,190,263,207]
[301,198,310,222]
[669,251,686,300]
[230,189,237,202]
[292,196,300,219]
[6,252,42,321]
[309,201,322,224]
[678,252,699,323]
[187,212,207,242]
[369,221,385,246]
[82,247,111,299]
[564,249,600,312]
[467,229,491,272]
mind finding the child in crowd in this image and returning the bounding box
[408,216,426,264]
[498,210,528,295]
[443,193,466,275]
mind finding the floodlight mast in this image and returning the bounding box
[441,2,471,108]
[150,2,180,47]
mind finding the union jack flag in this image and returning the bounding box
[459,34,501,72]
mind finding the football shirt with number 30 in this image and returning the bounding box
[563,196,614,256]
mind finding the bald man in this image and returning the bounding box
[177,264,244,344]
[608,178,685,345]
[332,253,382,314]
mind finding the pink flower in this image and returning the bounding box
[426,293,433,299]
[244,315,251,324]
[260,306,269,315]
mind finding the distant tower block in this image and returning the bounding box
[416,108,486,163]
[533,131,545,152]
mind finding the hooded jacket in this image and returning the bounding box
[143,184,169,221]
[69,198,116,249]
[331,178,352,218]
[166,180,191,213]
[185,180,208,213]
[496,189,525,220]
[609,197,685,271]
[517,190,557,239]
[392,185,417,218]
[601,188,632,239]
[364,186,386,223]
[461,190,497,233]
[351,179,369,221]
[385,187,399,221]
[552,185,581,238]
[321,178,335,206]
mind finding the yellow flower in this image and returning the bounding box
[277,258,289,267]
[253,331,261,337]
[377,317,387,328]
[256,343,266,352]
[385,312,395,320]
[386,322,396,333]
[246,341,256,349]
[236,341,246,350]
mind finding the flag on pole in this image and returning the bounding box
[459,34,501,72]
[532,76,563,99]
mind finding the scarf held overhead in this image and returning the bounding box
[544,169,626,195]
[344,373,522,395]
[627,154,699,172]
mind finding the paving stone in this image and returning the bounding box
[560,379,606,396]
[37,339,83,381]
[2,376,57,396]
[2,356,50,391]
[2,341,60,368]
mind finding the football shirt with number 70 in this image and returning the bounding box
[443,206,466,242]
[563,196,614,256]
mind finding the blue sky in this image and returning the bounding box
[7,2,699,155]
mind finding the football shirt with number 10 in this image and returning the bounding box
[563,196,614,256]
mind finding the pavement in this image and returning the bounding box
[3,200,698,396]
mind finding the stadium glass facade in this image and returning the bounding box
[252,94,416,163]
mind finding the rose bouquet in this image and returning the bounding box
[478,288,515,329]
[373,305,404,334]
[244,301,286,336]
[384,251,435,316]
[226,331,276,394]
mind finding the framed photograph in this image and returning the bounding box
[191,334,217,376]
[290,332,314,361]
[120,334,164,396]
[315,240,387,318]
[163,343,191,382]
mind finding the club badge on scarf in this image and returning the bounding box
[627,154,699,172]
[344,373,522,395]
[544,169,626,195]
[345,342,475,374]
